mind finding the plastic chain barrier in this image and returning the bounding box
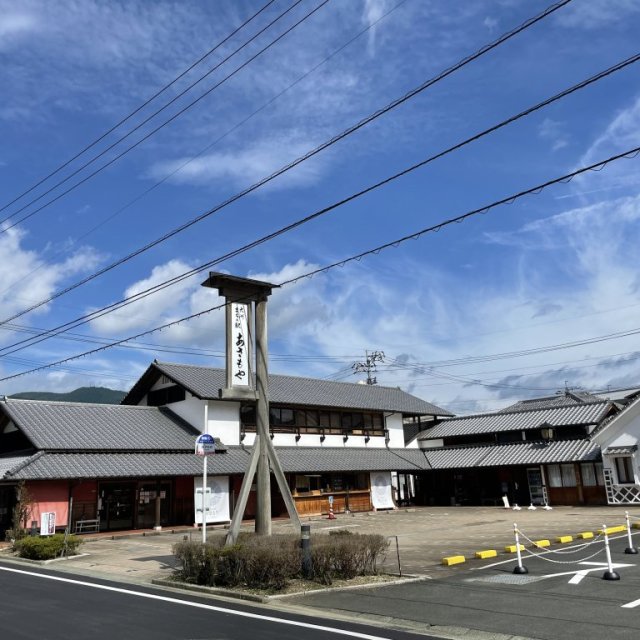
[516,527,606,565]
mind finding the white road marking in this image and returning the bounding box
[0,566,390,639]
[622,598,640,609]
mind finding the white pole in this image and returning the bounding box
[202,456,208,544]
[202,402,209,545]
[625,511,637,554]
[602,524,620,580]
[513,522,528,574]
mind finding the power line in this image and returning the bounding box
[0,138,637,364]
[0,0,408,302]
[0,0,571,317]
[0,139,636,383]
[0,0,278,217]
[0,35,623,355]
[0,0,321,232]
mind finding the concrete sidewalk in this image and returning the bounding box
[3,505,634,585]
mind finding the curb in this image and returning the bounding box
[152,574,424,603]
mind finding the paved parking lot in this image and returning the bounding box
[4,505,640,639]
[10,505,636,583]
[290,532,640,640]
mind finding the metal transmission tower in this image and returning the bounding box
[352,350,385,385]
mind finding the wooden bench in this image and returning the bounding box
[74,518,100,534]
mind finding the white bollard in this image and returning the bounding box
[513,522,528,575]
[625,511,638,555]
[602,524,621,581]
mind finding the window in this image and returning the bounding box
[147,385,185,407]
[547,465,562,488]
[243,404,385,436]
[580,462,604,487]
[561,464,577,487]
[581,463,596,487]
[615,457,635,484]
[546,464,578,488]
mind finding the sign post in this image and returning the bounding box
[195,432,216,543]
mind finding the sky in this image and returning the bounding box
[0,0,640,414]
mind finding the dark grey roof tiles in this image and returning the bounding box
[0,455,33,479]
[6,450,248,480]
[1,399,205,451]
[7,447,429,480]
[142,361,451,416]
[5,438,602,480]
[499,391,603,413]
[420,402,611,439]
[421,439,600,469]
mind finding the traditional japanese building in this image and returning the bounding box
[410,391,620,507]
[0,360,450,536]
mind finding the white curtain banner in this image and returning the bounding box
[370,471,395,510]
[194,476,230,524]
[231,303,251,387]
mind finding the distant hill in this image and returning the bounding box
[10,386,127,404]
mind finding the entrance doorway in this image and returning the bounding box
[136,481,172,529]
[98,482,135,530]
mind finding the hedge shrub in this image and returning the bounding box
[15,534,82,560]
[173,532,388,590]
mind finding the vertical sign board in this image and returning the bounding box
[370,472,395,510]
[194,476,231,524]
[40,512,56,536]
[230,302,251,388]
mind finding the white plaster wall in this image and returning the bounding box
[594,399,640,482]
[386,413,408,448]
[594,399,640,450]
[165,393,206,431]
[207,400,241,444]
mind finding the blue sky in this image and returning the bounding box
[1,0,640,413]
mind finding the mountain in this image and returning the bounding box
[9,387,127,404]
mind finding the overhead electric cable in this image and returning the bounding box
[0,0,408,301]
[0,55,635,359]
[0,140,637,382]
[0,0,278,216]
[2,34,626,351]
[0,0,319,231]
[0,0,569,241]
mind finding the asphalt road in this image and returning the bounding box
[288,533,640,640]
[0,564,435,640]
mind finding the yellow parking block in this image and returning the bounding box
[598,526,626,535]
[504,544,525,553]
[532,539,551,548]
[555,535,573,544]
[475,550,498,559]
[577,531,594,539]
[442,555,466,566]
[633,522,640,530]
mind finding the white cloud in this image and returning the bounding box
[147,133,329,191]
[0,227,102,322]
[556,0,640,29]
[89,260,203,335]
[538,117,569,152]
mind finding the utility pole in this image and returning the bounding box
[352,350,385,385]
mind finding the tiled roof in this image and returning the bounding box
[422,439,600,470]
[420,401,611,439]
[499,391,603,413]
[603,445,638,455]
[124,361,451,416]
[5,447,430,480]
[0,454,33,479]
[3,439,602,480]
[0,399,210,451]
